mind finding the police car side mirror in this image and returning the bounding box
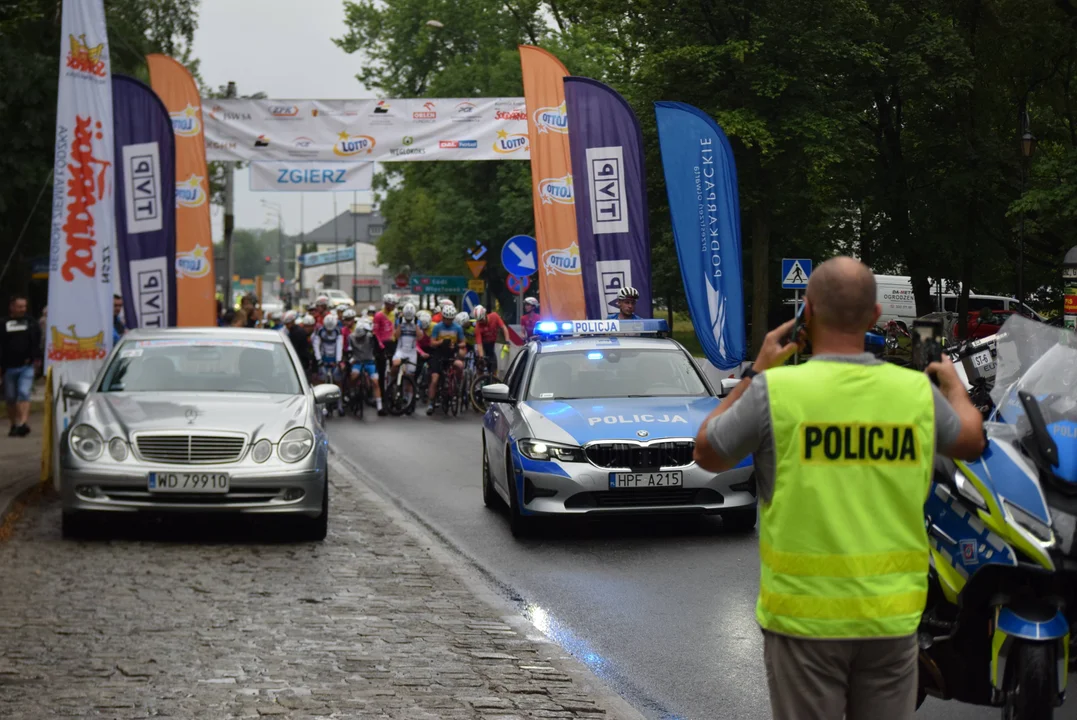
[481,383,511,403]
[719,379,741,398]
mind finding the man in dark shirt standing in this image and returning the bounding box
[1,295,42,437]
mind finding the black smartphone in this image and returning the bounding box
[786,301,806,346]
[911,319,943,377]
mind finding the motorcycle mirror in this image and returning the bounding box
[1018,390,1059,469]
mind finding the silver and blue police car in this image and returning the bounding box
[480,319,756,536]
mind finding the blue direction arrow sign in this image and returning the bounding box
[461,290,481,314]
[501,234,538,277]
[781,258,812,290]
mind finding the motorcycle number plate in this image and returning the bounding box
[971,350,994,370]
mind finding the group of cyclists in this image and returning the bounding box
[279,292,516,418]
[271,283,645,418]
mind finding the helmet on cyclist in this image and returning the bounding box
[367,305,377,317]
[617,286,640,300]
[336,304,349,314]
[439,297,454,309]
[417,310,432,329]
[323,314,338,331]
[382,293,397,306]
[283,310,298,325]
[472,305,487,321]
[441,305,457,320]
[353,320,371,337]
[524,296,539,309]
[316,295,329,307]
[342,309,356,320]
[402,303,416,321]
[301,314,316,326]
[454,311,469,327]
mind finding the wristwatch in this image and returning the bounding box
[741,365,758,380]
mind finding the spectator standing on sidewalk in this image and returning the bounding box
[692,257,985,720]
[1,295,42,437]
[112,294,126,344]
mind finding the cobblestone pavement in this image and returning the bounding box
[0,456,642,720]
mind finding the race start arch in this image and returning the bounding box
[203,97,531,166]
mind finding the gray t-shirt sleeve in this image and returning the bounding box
[931,384,963,456]
[705,375,769,464]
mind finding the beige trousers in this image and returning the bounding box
[763,630,918,720]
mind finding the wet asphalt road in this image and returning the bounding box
[328,412,1060,720]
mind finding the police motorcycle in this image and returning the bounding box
[917,315,1077,718]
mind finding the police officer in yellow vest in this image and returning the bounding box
[694,257,985,720]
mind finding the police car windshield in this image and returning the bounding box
[527,349,708,400]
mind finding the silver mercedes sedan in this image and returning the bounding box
[59,327,340,540]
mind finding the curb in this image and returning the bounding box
[328,452,648,720]
[0,474,42,537]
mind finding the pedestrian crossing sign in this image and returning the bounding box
[781,258,812,289]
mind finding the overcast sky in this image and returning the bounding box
[192,0,373,241]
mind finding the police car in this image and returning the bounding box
[480,319,756,536]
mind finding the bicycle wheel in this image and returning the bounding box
[470,372,495,414]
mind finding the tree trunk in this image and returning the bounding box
[751,211,771,354]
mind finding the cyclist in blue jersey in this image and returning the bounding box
[426,305,465,415]
[607,286,641,320]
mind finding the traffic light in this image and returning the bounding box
[265,255,272,264]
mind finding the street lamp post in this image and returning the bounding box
[261,199,284,296]
[1018,111,1037,309]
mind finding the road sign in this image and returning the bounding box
[466,260,486,279]
[781,258,812,290]
[467,241,488,260]
[394,272,409,289]
[408,275,470,294]
[468,279,485,293]
[506,273,531,296]
[462,290,481,314]
[501,234,538,277]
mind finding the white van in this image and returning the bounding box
[875,275,1043,325]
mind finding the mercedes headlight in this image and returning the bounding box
[518,439,585,463]
[1004,500,1055,545]
[251,439,273,463]
[70,425,104,461]
[278,428,314,463]
[107,437,128,462]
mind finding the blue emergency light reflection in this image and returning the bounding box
[561,322,573,331]
[587,352,603,360]
[536,321,558,333]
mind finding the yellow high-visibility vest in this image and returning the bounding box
[758,360,935,639]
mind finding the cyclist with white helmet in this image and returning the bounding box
[415,310,434,380]
[521,296,540,338]
[373,293,398,392]
[340,308,357,346]
[313,313,345,414]
[608,286,641,320]
[472,305,510,370]
[391,303,426,379]
[454,311,475,360]
[349,319,385,415]
[313,295,330,326]
[426,304,465,415]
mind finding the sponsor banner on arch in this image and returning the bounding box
[202,98,531,162]
[147,54,216,326]
[46,0,116,382]
[249,161,374,192]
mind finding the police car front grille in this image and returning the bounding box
[585,441,695,469]
[566,488,724,509]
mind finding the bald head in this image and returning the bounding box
[806,257,878,333]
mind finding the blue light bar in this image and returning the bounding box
[587,351,604,359]
[530,318,670,340]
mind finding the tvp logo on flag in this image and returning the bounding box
[121,142,163,234]
[586,146,628,234]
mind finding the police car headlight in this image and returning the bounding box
[519,439,585,463]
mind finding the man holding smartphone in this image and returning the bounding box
[692,256,985,720]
